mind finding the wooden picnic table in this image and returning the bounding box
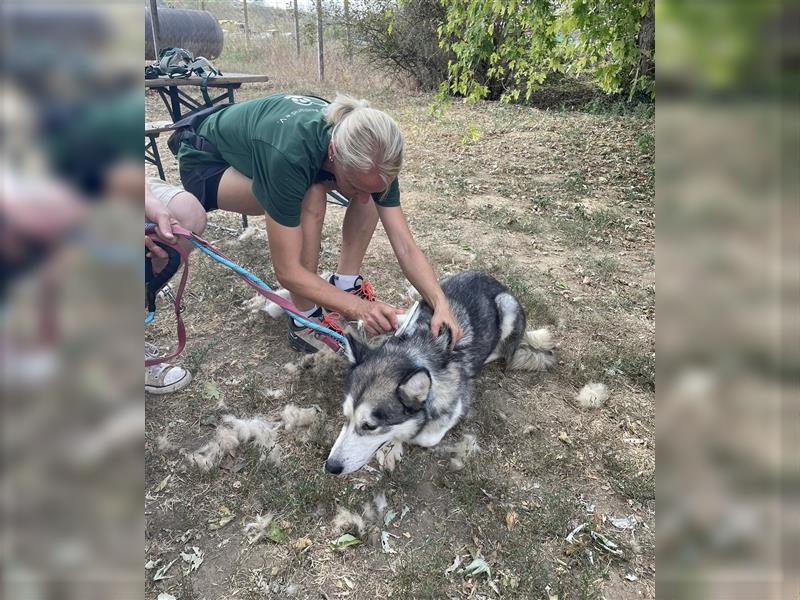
[145,72,270,122]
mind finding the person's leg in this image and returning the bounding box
[337,198,379,276]
[147,178,207,273]
[215,167,265,215]
[164,190,207,255]
[291,184,328,312]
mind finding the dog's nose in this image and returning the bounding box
[325,460,343,475]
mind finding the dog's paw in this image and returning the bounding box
[375,442,404,472]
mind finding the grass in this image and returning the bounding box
[590,255,619,279]
[473,205,543,235]
[390,541,452,599]
[557,205,626,245]
[182,340,218,374]
[503,272,559,325]
[572,337,655,391]
[604,450,656,503]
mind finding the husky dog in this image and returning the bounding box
[325,270,556,475]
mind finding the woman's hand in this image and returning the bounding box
[430,302,463,350]
[356,300,399,336]
[145,188,179,259]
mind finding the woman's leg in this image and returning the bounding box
[291,184,328,312]
[337,198,379,275]
[216,167,265,215]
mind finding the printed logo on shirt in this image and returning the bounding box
[285,95,327,107]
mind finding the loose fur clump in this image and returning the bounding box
[237,226,262,243]
[290,347,347,380]
[576,382,610,409]
[439,433,480,460]
[281,404,321,431]
[244,513,275,544]
[331,494,389,547]
[438,433,480,471]
[156,434,176,453]
[508,328,557,371]
[261,273,332,319]
[331,507,368,537]
[187,415,280,471]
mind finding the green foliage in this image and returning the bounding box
[438,0,654,103]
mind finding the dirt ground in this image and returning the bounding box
[145,80,655,599]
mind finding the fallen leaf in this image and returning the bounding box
[153,557,178,581]
[330,533,362,551]
[154,474,171,493]
[207,511,235,531]
[203,381,220,401]
[445,554,462,575]
[381,531,397,554]
[611,515,637,529]
[200,414,217,427]
[266,521,287,543]
[180,546,204,573]
[558,431,574,446]
[383,509,397,527]
[505,511,519,531]
[158,594,177,600]
[145,559,160,570]
[294,537,312,550]
[464,557,491,579]
[343,576,355,589]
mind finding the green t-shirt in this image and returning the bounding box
[177,93,400,226]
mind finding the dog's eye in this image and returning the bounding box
[361,422,378,432]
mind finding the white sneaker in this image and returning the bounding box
[145,343,192,395]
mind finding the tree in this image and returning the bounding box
[438,0,656,102]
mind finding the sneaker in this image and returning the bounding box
[145,343,192,394]
[328,274,376,301]
[287,308,345,354]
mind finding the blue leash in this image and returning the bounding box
[145,223,346,347]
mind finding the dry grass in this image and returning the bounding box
[145,54,654,599]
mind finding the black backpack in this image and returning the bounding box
[145,47,222,105]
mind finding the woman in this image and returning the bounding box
[174,92,462,353]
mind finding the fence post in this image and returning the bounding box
[293,0,300,57]
[344,0,352,63]
[149,0,161,56]
[243,0,250,52]
[315,0,324,81]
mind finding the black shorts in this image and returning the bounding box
[179,161,229,213]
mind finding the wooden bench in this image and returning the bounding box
[145,120,178,180]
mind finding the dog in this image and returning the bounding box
[324,270,556,475]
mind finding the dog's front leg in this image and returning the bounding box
[375,441,404,471]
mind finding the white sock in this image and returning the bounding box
[332,273,360,290]
[292,305,320,327]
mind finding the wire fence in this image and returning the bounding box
[148,0,364,85]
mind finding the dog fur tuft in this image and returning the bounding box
[508,328,557,371]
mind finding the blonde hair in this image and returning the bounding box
[324,93,403,186]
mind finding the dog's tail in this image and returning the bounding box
[508,328,557,371]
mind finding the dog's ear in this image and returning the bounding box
[344,327,369,365]
[397,368,431,413]
[435,324,453,349]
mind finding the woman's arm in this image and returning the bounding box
[377,205,463,346]
[264,213,399,335]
